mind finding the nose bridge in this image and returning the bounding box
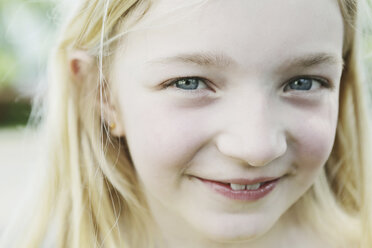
[215,90,287,167]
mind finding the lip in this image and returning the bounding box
[213,177,280,185]
[196,176,281,201]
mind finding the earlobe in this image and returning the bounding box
[100,88,126,137]
[103,106,126,137]
[108,121,125,137]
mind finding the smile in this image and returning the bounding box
[196,177,281,201]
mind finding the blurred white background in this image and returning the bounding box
[0,0,73,236]
[0,128,42,233]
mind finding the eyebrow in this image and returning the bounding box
[146,51,235,67]
[280,52,344,70]
[146,51,343,69]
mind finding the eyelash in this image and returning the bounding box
[163,76,331,94]
[283,76,331,92]
[163,77,215,97]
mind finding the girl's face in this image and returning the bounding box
[111,0,343,245]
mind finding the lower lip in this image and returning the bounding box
[198,178,280,201]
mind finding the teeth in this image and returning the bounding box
[246,183,261,190]
[230,183,246,190]
[230,183,262,190]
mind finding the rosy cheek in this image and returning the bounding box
[123,103,208,178]
[289,112,337,183]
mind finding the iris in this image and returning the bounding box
[174,78,201,90]
[288,78,313,91]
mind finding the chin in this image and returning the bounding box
[204,228,267,244]
[194,214,276,244]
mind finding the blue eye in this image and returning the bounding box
[284,77,328,92]
[167,77,208,90]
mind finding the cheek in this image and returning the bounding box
[288,104,338,183]
[121,99,209,183]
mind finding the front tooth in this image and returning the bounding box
[246,183,261,190]
[230,183,246,190]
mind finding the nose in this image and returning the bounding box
[215,94,287,167]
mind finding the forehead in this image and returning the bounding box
[115,0,343,73]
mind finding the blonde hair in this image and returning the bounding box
[2,0,372,247]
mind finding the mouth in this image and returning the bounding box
[194,176,281,201]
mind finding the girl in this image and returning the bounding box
[2,0,372,247]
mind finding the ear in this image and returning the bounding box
[100,93,126,137]
[68,50,125,137]
[69,50,95,81]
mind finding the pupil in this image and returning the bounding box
[177,78,198,90]
[290,78,312,90]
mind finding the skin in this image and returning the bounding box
[107,0,344,247]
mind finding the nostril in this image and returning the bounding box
[215,133,287,167]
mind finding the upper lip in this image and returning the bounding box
[196,176,281,185]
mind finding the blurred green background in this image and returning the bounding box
[0,0,58,127]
